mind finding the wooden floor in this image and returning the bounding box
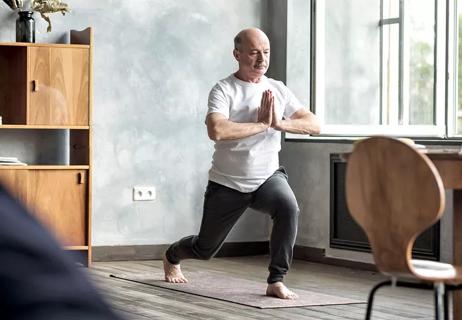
[90,256,438,320]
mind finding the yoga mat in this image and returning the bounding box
[110,271,364,309]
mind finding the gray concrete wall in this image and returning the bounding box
[0,0,271,246]
[280,142,353,248]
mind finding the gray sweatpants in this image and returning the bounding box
[165,167,299,284]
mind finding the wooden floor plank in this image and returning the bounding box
[88,256,441,319]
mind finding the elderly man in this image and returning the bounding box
[163,27,320,299]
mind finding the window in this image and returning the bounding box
[301,0,450,138]
[457,1,462,134]
[381,0,436,126]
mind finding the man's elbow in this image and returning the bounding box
[208,132,221,141]
[308,123,321,135]
[300,126,320,135]
[207,126,222,141]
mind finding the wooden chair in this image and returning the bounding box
[345,136,462,320]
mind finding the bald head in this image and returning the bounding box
[234,28,269,51]
[232,28,271,82]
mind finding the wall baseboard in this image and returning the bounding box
[92,241,270,262]
[92,243,376,271]
[294,245,377,271]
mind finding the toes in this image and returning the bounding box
[286,292,298,300]
[165,276,188,283]
[288,293,298,300]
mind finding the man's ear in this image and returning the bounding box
[233,49,240,61]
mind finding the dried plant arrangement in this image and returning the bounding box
[2,0,23,10]
[2,0,69,33]
[31,0,69,32]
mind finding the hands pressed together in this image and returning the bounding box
[206,87,319,141]
[258,90,281,130]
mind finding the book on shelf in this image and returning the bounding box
[0,156,27,166]
[0,156,19,162]
[0,162,27,166]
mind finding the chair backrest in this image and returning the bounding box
[345,136,445,276]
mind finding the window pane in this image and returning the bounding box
[407,0,435,125]
[458,2,462,133]
[310,0,444,138]
[383,0,399,19]
[381,23,400,125]
[324,0,381,125]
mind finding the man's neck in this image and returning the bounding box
[234,71,263,83]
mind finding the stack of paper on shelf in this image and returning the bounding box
[0,157,27,166]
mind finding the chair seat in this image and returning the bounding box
[411,259,456,279]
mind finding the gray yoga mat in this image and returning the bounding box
[110,271,364,309]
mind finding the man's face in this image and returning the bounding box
[234,32,270,79]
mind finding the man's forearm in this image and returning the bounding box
[208,120,269,141]
[274,116,321,135]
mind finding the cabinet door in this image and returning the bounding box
[29,47,89,126]
[0,170,28,205]
[27,170,87,246]
[28,47,51,124]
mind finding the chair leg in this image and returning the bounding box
[443,285,449,320]
[365,280,392,320]
[434,283,444,320]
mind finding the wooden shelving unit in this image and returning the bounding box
[0,125,90,129]
[0,42,90,49]
[0,165,90,169]
[0,28,93,265]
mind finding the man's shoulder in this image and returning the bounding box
[210,74,236,94]
[215,74,235,87]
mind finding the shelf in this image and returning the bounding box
[64,246,89,250]
[0,42,90,49]
[0,165,89,170]
[0,28,93,266]
[0,125,90,129]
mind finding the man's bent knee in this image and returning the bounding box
[273,198,299,220]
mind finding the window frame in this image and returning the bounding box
[448,0,459,138]
[287,0,451,140]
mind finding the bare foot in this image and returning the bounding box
[266,282,298,299]
[163,255,188,283]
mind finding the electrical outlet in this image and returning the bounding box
[133,186,156,201]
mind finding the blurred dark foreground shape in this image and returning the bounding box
[0,184,123,320]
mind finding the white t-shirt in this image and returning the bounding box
[207,74,304,192]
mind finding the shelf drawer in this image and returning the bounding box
[0,169,88,246]
[28,169,88,246]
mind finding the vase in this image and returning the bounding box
[16,11,35,43]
